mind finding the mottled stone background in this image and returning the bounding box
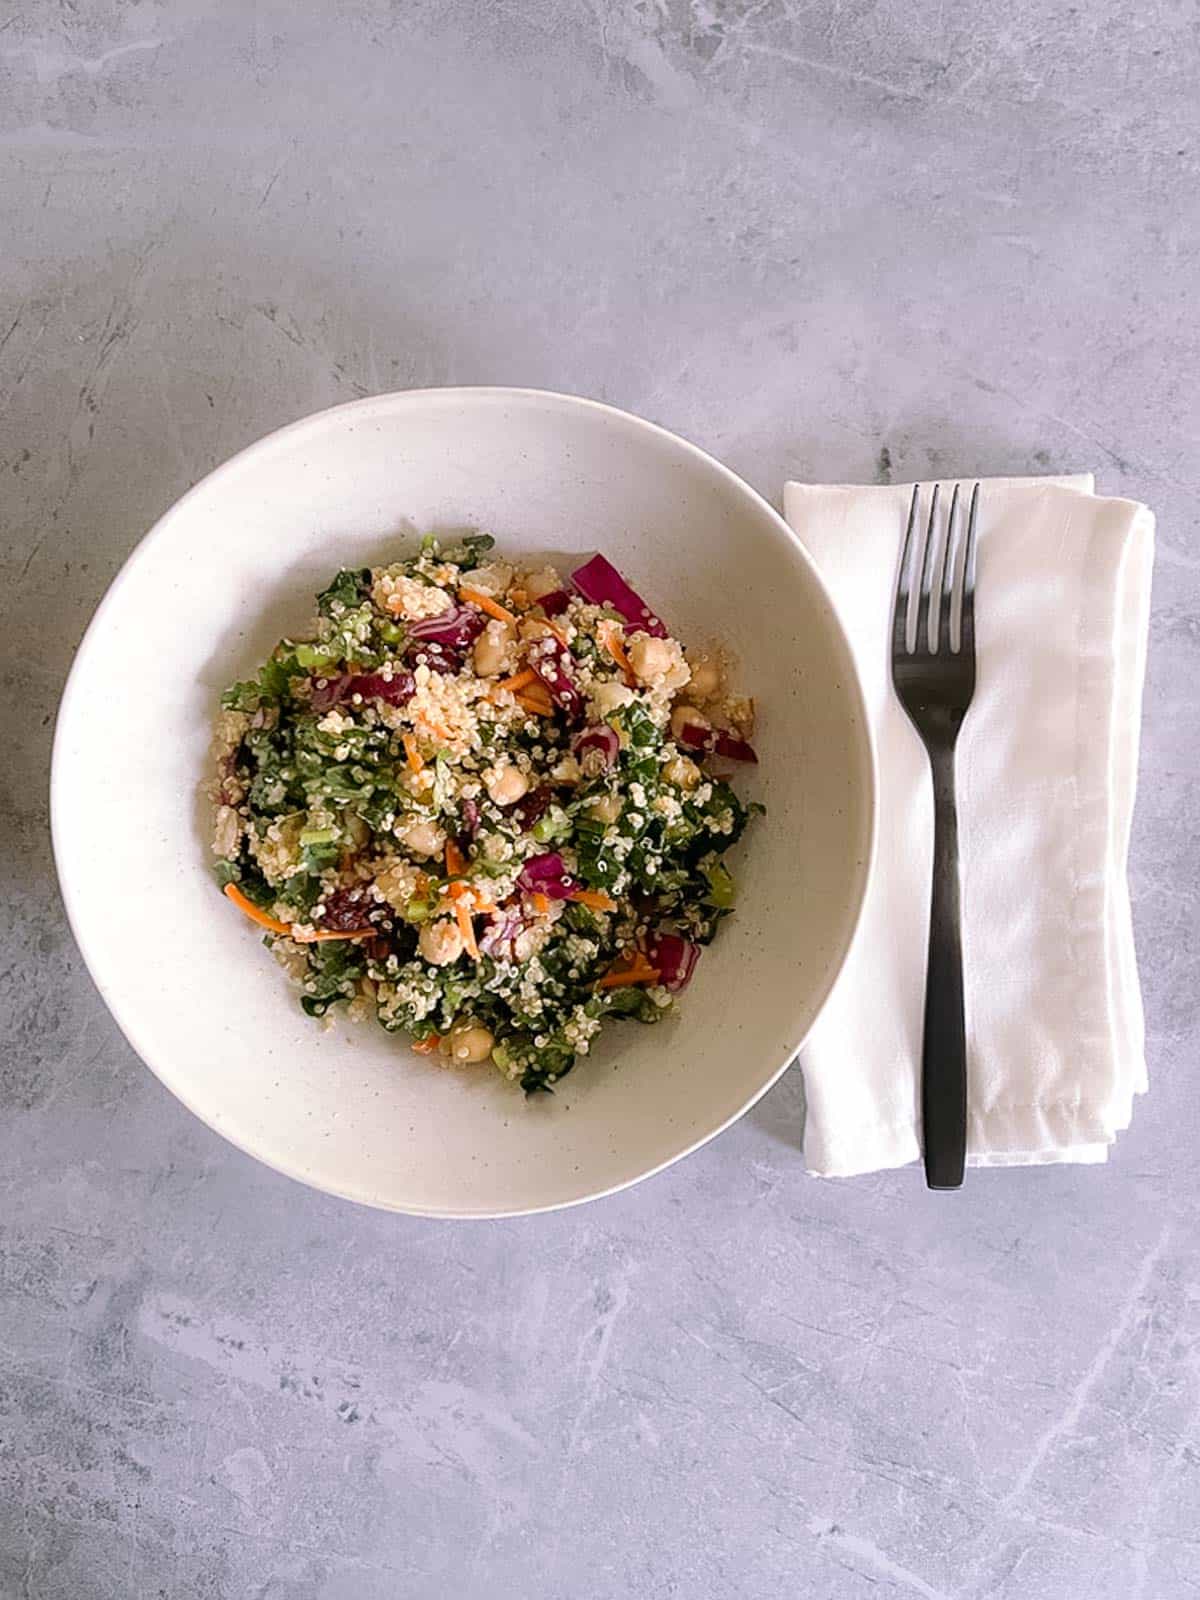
[3,3,1199,1597]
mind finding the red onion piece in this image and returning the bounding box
[353,671,416,705]
[643,932,701,992]
[677,722,758,765]
[517,852,580,899]
[406,641,462,674]
[571,724,620,772]
[518,850,564,881]
[311,670,415,713]
[713,730,758,764]
[479,910,523,959]
[407,603,487,648]
[571,554,668,638]
[528,637,583,719]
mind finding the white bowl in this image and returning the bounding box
[52,389,874,1217]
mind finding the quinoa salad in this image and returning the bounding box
[209,536,760,1093]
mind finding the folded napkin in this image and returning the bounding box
[783,476,1155,1177]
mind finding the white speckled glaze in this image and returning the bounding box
[51,389,874,1216]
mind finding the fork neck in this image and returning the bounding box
[921,705,966,750]
[928,738,958,801]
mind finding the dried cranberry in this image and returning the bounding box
[512,786,553,831]
[318,886,373,931]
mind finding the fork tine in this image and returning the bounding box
[959,482,980,659]
[892,484,921,656]
[915,482,940,652]
[938,483,961,652]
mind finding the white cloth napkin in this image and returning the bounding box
[783,476,1155,1177]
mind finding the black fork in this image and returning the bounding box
[890,483,980,1190]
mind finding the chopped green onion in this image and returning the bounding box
[532,806,570,843]
[299,826,339,847]
[293,642,343,670]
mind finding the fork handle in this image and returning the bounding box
[922,743,968,1189]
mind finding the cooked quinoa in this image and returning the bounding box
[210,535,760,1092]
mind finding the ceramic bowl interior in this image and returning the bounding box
[52,389,874,1216]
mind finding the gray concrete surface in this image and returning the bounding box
[3,3,1199,1596]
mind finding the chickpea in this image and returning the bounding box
[587,793,622,824]
[628,633,690,691]
[590,680,635,717]
[685,651,722,701]
[486,763,530,807]
[663,754,702,791]
[446,1019,494,1064]
[472,619,514,677]
[396,817,446,859]
[524,566,563,601]
[627,633,673,683]
[418,917,464,966]
[670,704,709,744]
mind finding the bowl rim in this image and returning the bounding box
[50,386,878,1218]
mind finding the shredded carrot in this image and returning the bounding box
[494,667,538,694]
[600,622,637,686]
[412,1035,441,1055]
[445,839,467,877]
[508,587,530,610]
[459,586,517,625]
[530,891,551,915]
[568,888,618,914]
[223,883,292,937]
[454,896,479,960]
[402,732,424,773]
[223,883,373,942]
[515,691,554,716]
[596,961,660,991]
[448,880,495,915]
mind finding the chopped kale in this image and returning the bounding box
[316,567,372,616]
